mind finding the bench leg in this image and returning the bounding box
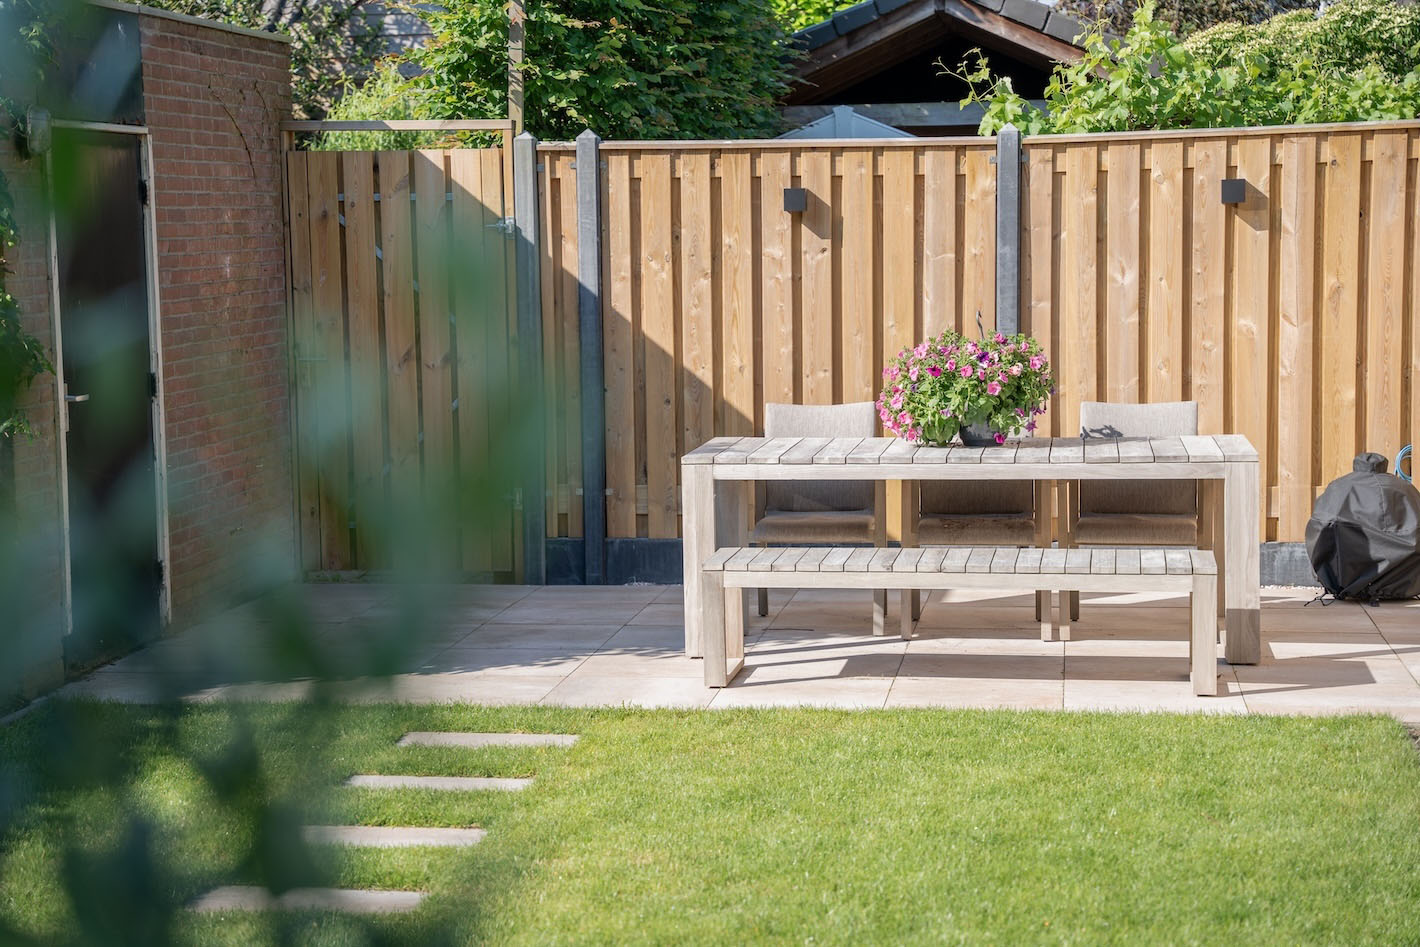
[703,572,728,687]
[1056,587,1072,642]
[1039,591,1053,641]
[1191,573,1218,696]
[872,589,887,636]
[900,590,915,640]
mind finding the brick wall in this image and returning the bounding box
[139,13,294,624]
[1,145,66,703]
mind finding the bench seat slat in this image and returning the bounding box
[1116,548,1141,574]
[948,446,984,464]
[1066,549,1091,574]
[941,548,971,572]
[771,547,808,571]
[1040,548,1067,573]
[813,437,862,464]
[1190,549,1217,575]
[893,548,925,572]
[1165,549,1194,575]
[1016,548,1043,573]
[1091,548,1116,574]
[781,437,832,464]
[869,548,899,572]
[990,547,1019,573]
[797,547,830,571]
[1140,549,1167,574]
[749,547,783,571]
[917,547,948,572]
[846,548,876,572]
[820,547,854,572]
[747,437,800,464]
[966,548,995,573]
[704,548,738,572]
[726,548,760,571]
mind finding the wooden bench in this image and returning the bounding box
[700,545,1219,696]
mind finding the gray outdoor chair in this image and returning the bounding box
[904,479,1046,622]
[751,402,888,631]
[1065,400,1202,618]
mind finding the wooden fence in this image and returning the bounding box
[537,139,1001,541]
[285,147,521,576]
[536,121,1420,546]
[284,119,1420,575]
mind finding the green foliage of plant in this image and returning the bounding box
[952,0,1420,134]
[877,329,1054,446]
[0,0,57,439]
[312,60,452,151]
[140,0,384,119]
[330,0,794,142]
[770,0,854,32]
[1055,0,1318,38]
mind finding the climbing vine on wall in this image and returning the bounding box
[0,0,57,438]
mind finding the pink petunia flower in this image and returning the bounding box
[927,365,942,378]
[1010,364,1023,376]
[891,393,904,410]
[994,332,1007,345]
[994,432,1006,445]
[986,381,1001,396]
[977,368,986,380]
[1029,355,1044,371]
[959,365,973,379]
[898,411,912,427]
[945,358,956,371]
[940,408,953,418]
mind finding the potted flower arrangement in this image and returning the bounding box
[877,328,1053,446]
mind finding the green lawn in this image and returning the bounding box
[2,701,1418,945]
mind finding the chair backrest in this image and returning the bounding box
[919,480,1034,516]
[1079,401,1198,515]
[764,402,875,513]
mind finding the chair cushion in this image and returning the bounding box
[919,480,1034,515]
[915,514,1038,546]
[1073,512,1198,546]
[750,510,876,544]
[763,402,877,514]
[1078,401,1198,516]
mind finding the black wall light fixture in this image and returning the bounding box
[783,187,807,214]
[1220,178,1246,205]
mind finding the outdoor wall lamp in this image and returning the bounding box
[1220,178,1246,204]
[783,187,807,214]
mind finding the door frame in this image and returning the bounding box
[45,119,172,637]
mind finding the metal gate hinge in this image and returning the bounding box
[486,216,515,235]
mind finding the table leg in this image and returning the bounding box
[702,569,727,686]
[1223,461,1261,664]
[1191,572,1219,696]
[1034,479,1053,627]
[682,465,712,658]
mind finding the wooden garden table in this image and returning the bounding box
[680,435,1261,665]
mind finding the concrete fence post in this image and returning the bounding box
[995,123,1021,335]
[575,129,606,584]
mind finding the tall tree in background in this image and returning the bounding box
[141,0,384,118]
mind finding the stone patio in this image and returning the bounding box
[53,583,1420,723]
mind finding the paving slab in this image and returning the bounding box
[398,731,579,748]
[302,825,486,847]
[190,886,425,914]
[345,774,532,791]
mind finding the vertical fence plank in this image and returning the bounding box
[483,147,517,574]
[449,150,490,574]
[557,153,583,538]
[1105,142,1140,403]
[922,147,957,339]
[1147,140,1184,402]
[1189,140,1227,433]
[680,152,716,452]
[603,152,637,537]
[758,150,794,407]
[539,155,561,536]
[721,151,755,433]
[1023,145,1055,434]
[963,148,996,332]
[286,153,321,572]
[305,152,351,570]
[1060,145,1099,437]
[800,149,833,404]
[378,152,421,537]
[1232,136,1272,536]
[341,152,382,567]
[1276,136,1317,540]
[414,151,457,563]
[1364,131,1407,460]
[640,153,678,536]
[1322,133,1361,482]
[1411,130,1420,485]
[840,149,874,403]
[882,148,917,399]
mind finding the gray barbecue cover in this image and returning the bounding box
[1305,453,1420,601]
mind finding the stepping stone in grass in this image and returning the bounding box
[398,732,579,749]
[302,825,486,847]
[190,886,424,914]
[345,774,532,791]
